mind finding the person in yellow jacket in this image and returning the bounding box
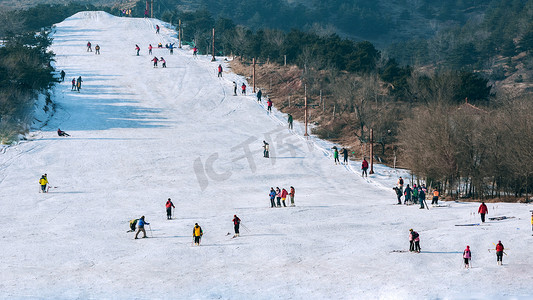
[193,223,203,246]
[39,174,48,193]
[431,189,439,205]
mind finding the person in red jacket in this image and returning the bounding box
[232,215,241,237]
[87,41,92,52]
[135,44,140,56]
[478,202,488,223]
[241,83,247,95]
[267,99,272,113]
[152,56,159,67]
[217,64,223,77]
[495,240,504,265]
[280,188,289,207]
[362,158,369,177]
[148,44,153,55]
[166,198,175,220]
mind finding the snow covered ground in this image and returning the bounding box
[1,12,532,299]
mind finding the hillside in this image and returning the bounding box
[0,11,532,299]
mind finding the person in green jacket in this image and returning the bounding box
[333,147,339,165]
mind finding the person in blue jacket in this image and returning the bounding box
[135,216,150,239]
[269,187,276,208]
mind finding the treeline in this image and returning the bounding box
[0,3,110,142]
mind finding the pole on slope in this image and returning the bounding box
[151,0,153,18]
[211,28,216,61]
[304,84,308,137]
[178,19,182,48]
[149,224,153,237]
[369,128,374,174]
[253,58,256,93]
[241,223,251,233]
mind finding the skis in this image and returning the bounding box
[455,223,481,226]
[488,216,515,221]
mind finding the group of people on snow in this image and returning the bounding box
[71,76,83,92]
[232,81,248,96]
[331,146,350,166]
[268,186,295,207]
[87,42,100,54]
[152,56,166,68]
[394,177,431,209]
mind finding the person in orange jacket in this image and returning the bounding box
[431,189,439,205]
[166,198,175,220]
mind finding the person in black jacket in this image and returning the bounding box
[233,215,241,237]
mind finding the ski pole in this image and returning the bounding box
[149,224,153,237]
[241,223,251,233]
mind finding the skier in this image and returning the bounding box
[463,245,471,268]
[76,76,82,92]
[95,44,100,55]
[57,128,70,137]
[87,41,92,52]
[193,46,198,57]
[148,44,152,55]
[71,78,76,91]
[289,186,295,206]
[404,184,412,205]
[478,202,488,223]
[269,187,276,208]
[288,113,293,129]
[393,187,402,204]
[39,174,48,193]
[263,141,269,158]
[135,44,140,56]
[155,25,160,34]
[267,99,272,113]
[169,43,174,54]
[128,218,138,232]
[152,56,158,67]
[158,43,162,48]
[160,57,166,68]
[419,187,426,209]
[256,89,262,102]
[275,187,282,207]
[495,241,504,265]
[233,81,237,96]
[217,64,223,77]
[193,223,203,245]
[362,158,369,177]
[341,147,349,165]
[409,229,420,253]
[431,188,439,205]
[134,216,150,239]
[397,177,404,195]
[165,198,175,220]
[281,188,288,207]
[232,215,241,237]
[241,83,246,95]
[332,146,339,165]
[60,70,65,82]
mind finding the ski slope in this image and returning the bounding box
[1,12,532,299]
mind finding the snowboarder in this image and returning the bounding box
[409,229,420,253]
[152,56,158,67]
[340,147,349,165]
[135,44,140,56]
[134,216,150,239]
[76,76,82,92]
[275,187,282,207]
[256,89,262,102]
[404,184,412,205]
[478,202,488,223]
[87,41,92,52]
[281,188,288,207]
[193,223,203,245]
[57,128,70,137]
[267,99,272,113]
[362,158,369,177]
[241,83,246,95]
[166,198,175,220]
[71,78,76,91]
[393,187,402,204]
[160,57,166,68]
[397,177,404,195]
[193,46,198,57]
[288,113,293,129]
[289,186,295,206]
[332,147,339,165]
[495,241,504,265]
[39,174,48,193]
[148,44,152,55]
[463,245,471,268]
[419,187,426,209]
[232,215,240,237]
[60,70,65,82]
[95,44,100,55]
[233,81,237,96]
[155,25,160,34]
[263,141,269,158]
[269,187,276,208]
[217,64,223,77]
[431,189,439,205]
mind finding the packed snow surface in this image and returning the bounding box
[1,12,532,299]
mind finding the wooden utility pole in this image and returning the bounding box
[304,84,309,137]
[211,28,216,61]
[178,20,182,48]
[252,58,256,93]
[369,128,375,174]
[151,0,153,18]
[284,55,287,66]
